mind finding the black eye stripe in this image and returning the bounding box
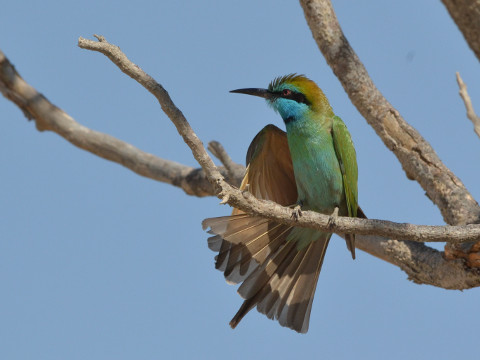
[289,92,309,105]
[275,91,310,105]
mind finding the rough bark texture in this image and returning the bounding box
[300,0,480,227]
[442,0,480,62]
[355,235,480,289]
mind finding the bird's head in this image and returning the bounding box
[230,74,333,124]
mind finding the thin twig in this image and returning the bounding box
[78,34,242,189]
[456,72,480,139]
[78,35,225,193]
[0,48,232,197]
[208,140,243,183]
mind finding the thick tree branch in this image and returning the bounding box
[456,72,480,139]
[442,0,480,62]
[355,235,480,289]
[300,0,480,227]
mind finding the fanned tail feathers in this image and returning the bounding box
[202,216,330,333]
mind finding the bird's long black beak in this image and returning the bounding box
[230,88,272,99]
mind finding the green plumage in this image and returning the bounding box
[202,74,360,333]
[332,116,358,219]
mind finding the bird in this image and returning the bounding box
[202,74,363,333]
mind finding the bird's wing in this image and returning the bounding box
[332,116,359,257]
[241,124,297,208]
[205,125,330,333]
[203,124,298,285]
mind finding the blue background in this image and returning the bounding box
[1,1,479,359]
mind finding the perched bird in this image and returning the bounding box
[202,74,363,333]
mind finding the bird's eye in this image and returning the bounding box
[282,89,292,96]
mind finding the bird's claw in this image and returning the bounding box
[327,207,339,230]
[219,193,230,205]
[291,205,303,221]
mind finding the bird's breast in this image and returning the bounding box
[286,123,344,214]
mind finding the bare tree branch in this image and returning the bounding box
[442,0,480,62]
[0,48,238,197]
[77,35,229,194]
[355,235,480,289]
[208,140,244,183]
[2,35,480,289]
[299,0,480,227]
[456,72,480,139]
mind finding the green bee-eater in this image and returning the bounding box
[203,74,364,333]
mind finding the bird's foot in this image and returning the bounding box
[327,207,339,230]
[219,193,230,205]
[291,204,303,221]
[240,183,251,195]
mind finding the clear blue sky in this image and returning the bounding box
[1,1,479,359]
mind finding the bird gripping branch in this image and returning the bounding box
[203,74,361,333]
